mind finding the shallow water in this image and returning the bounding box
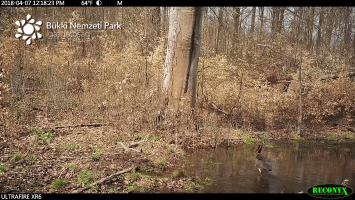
[184,141,355,193]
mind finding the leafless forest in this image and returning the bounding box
[0,7,354,193]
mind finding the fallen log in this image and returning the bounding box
[119,142,140,153]
[72,167,133,193]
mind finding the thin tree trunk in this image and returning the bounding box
[232,7,241,56]
[251,7,256,33]
[272,7,279,33]
[307,7,315,51]
[259,7,264,35]
[325,8,335,49]
[216,7,224,55]
[343,7,352,48]
[316,7,324,52]
[277,7,285,33]
[297,48,302,137]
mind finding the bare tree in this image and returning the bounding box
[259,7,264,34]
[232,7,241,55]
[251,7,256,33]
[277,7,286,33]
[316,7,324,52]
[307,7,315,51]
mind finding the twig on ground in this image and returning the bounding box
[54,123,114,129]
[72,166,133,193]
[119,142,140,153]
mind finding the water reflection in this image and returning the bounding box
[184,141,355,193]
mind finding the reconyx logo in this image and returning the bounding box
[307,184,353,199]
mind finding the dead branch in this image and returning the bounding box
[209,103,229,117]
[54,122,114,129]
[119,142,140,153]
[72,167,133,193]
[118,142,129,151]
[128,141,144,148]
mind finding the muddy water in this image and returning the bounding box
[184,141,355,193]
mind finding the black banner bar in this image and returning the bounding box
[0,1,347,7]
[38,193,312,200]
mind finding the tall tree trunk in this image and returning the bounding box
[272,7,280,33]
[187,7,203,108]
[216,7,224,55]
[277,7,285,33]
[297,48,302,137]
[343,7,352,48]
[232,7,241,55]
[307,7,315,51]
[259,7,264,34]
[163,7,203,110]
[251,7,256,33]
[325,8,335,49]
[316,7,324,52]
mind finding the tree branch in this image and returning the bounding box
[72,167,134,193]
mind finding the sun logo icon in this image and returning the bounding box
[15,14,42,45]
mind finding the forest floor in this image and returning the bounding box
[1,113,354,194]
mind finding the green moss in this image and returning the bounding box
[244,136,254,145]
[148,135,159,141]
[157,158,166,171]
[50,179,68,188]
[32,128,54,142]
[11,154,23,161]
[127,183,137,192]
[134,134,147,140]
[261,133,270,139]
[129,172,140,181]
[205,177,212,183]
[172,170,185,178]
[64,143,78,150]
[342,132,355,139]
[90,148,107,161]
[77,171,96,186]
[328,133,336,140]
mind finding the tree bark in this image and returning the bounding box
[259,7,264,34]
[297,48,302,137]
[161,7,167,37]
[325,7,335,49]
[216,7,224,55]
[272,7,279,33]
[251,7,256,33]
[232,7,241,55]
[155,7,161,38]
[277,7,286,33]
[187,7,203,108]
[316,7,324,52]
[307,7,315,51]
[343,7,352,48]
[163,7,203,110]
